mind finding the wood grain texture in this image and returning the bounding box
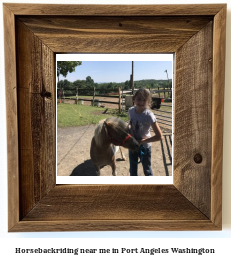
[211,5,226,228]
[13,185,215,232]
[22,185,207,221]
[3,4,20,231]
[16,19,56,219]
[4,3,226,231]
[174,22,213,218]
[3,3,225,16]
[18,16,213,53]
[11,220,218,232]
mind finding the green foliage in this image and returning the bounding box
[57,77,172,96]
[86,76,94,87]
[57,80,75,96]
[134,79,172,89]
[73,80,86,89]
[57,61,82,78]
[124,80,130,90]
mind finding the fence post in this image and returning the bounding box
[58,89,62,103]
[76,87,78,104]
[119,86,121,113]
[92,87,95,106]
[121,88,124,112]
[62,88,65,103]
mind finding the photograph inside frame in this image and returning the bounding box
[56,54,173,184]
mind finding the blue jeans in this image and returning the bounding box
[129,147,153,176]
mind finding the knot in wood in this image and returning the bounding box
[194,153,202,164]
[40,89,52,99]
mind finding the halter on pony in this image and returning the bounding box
[104,121,131,146]
[104,121,147,164]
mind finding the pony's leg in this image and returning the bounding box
[94,165,101,176]
[119,146,126,161]
[111,162,117,176]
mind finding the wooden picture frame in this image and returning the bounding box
[4,3,226,231]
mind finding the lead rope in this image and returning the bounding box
[130,144,147,164]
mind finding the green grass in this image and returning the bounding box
[57,103,129,127]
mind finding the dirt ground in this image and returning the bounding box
[57,125,172,176]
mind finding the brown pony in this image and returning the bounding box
[90,117,139,176]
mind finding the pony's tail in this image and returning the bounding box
[94,122,108,147]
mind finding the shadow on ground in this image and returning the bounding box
[70,159,119,176]
[70,134,172,176]
[70,159,97,176]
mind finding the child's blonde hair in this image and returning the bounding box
[133,88,152,105]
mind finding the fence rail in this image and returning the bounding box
[57,87,172,130]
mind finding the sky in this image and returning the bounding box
[57,54,173,83]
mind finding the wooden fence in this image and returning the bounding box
[150,89,172,129]
[57,87,131,113]
[57,87,172,129]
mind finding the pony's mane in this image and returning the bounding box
[105,117,126,132]
[94,122,107,146]
[94,117,127,146]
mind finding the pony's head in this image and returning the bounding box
[94,117,139,151]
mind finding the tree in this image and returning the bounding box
[57,61,82,82]
[73,80,85,89]
[145,84,150,89]
[107,82,113,89]
[86,76,94,88]
[57,79,75,96]
[124,80,130,90]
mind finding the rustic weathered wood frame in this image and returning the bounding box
[4,4,226,231]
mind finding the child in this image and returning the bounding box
[128,88,163,176]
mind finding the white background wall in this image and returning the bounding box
[0,0,230,260]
